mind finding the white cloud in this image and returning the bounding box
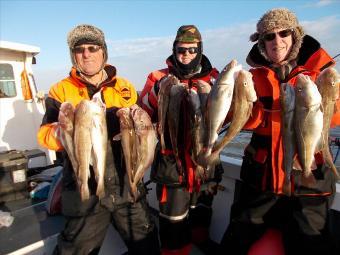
[315,0,334,7]
[303,0,335,7]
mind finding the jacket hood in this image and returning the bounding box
[166,54,213,79]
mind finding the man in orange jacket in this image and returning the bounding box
[220,8,338,255]
[37,24,160,255]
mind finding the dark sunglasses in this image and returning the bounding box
[176,47,199,54]
[263,29,294,41]
[72,45,101,54]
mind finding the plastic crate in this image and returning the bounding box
[0,150,29,202]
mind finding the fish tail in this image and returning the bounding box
[282,177,292,196]
[206,152,220,168]
[96,177,105,199]
[80,183,90,201]
[160,134,166,151]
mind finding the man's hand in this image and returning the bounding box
[157,74,180,92]
[58,102,75,132]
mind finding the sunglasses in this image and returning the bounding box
[72,45,102,54]
[176,47,199,54]
[263,29,294,41]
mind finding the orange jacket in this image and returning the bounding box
[37,65,137,151]
[243,35,337,195]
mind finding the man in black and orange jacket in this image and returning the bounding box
[37,24,160,255]
[139,25,222,255]
[220,8,339,255]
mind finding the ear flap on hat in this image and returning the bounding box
[250,32,260,42]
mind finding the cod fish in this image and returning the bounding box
[200,59,242,161]
[187,87,206,179]
[206,69,257,167]
[294,74,323,178]
[187,88,202,163]
[130,104,157,199]
[196,80,212,117]
[316,67,340,178]
[116,107,137,201]
[196,80,212,152]
[168,83,187,180]
[279,83,296,195]
[58,102,78,172]
[74,98,107,201]
[158,75,179,151]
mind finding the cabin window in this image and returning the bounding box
[0,64,16,98]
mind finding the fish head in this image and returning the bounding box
[170,83,187,97]
[196,80,211,94]
[217,59,243,86]
[75,100,92,115]
[91,96,106,114]
[59,102,75,121]
[235,70,257,102]
[169,75,180,85]
[131,106,153,136]
[316,67,340,101]
[295,74,321,107]
[187,88,201,110]
[116,108,132,128]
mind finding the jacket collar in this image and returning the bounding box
[165,54,213,80]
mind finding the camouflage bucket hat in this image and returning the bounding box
[175,25,202,43]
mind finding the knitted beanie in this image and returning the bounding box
[250,8,305,64]
[67,24,108,68]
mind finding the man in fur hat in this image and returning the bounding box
[219,8,338,255]
[139,25,222,255]
[37,24,160,255]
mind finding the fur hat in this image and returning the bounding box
[250,8,305,64]
[67,24,108,68]
[175,25,202,43]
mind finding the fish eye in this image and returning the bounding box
[331,81,335,87]
[243,82,247,87]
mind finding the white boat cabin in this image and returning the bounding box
[0,41,54,165]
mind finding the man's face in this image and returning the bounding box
[73,44,104,75]
[175,42,199,65]
[264,28,293,65]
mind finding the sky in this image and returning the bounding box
[1,0,340,92]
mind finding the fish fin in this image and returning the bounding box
[247,103,253,118]
[112,133,122,141]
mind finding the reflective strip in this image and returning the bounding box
[7,233,59,255]
[159,209,189,221]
